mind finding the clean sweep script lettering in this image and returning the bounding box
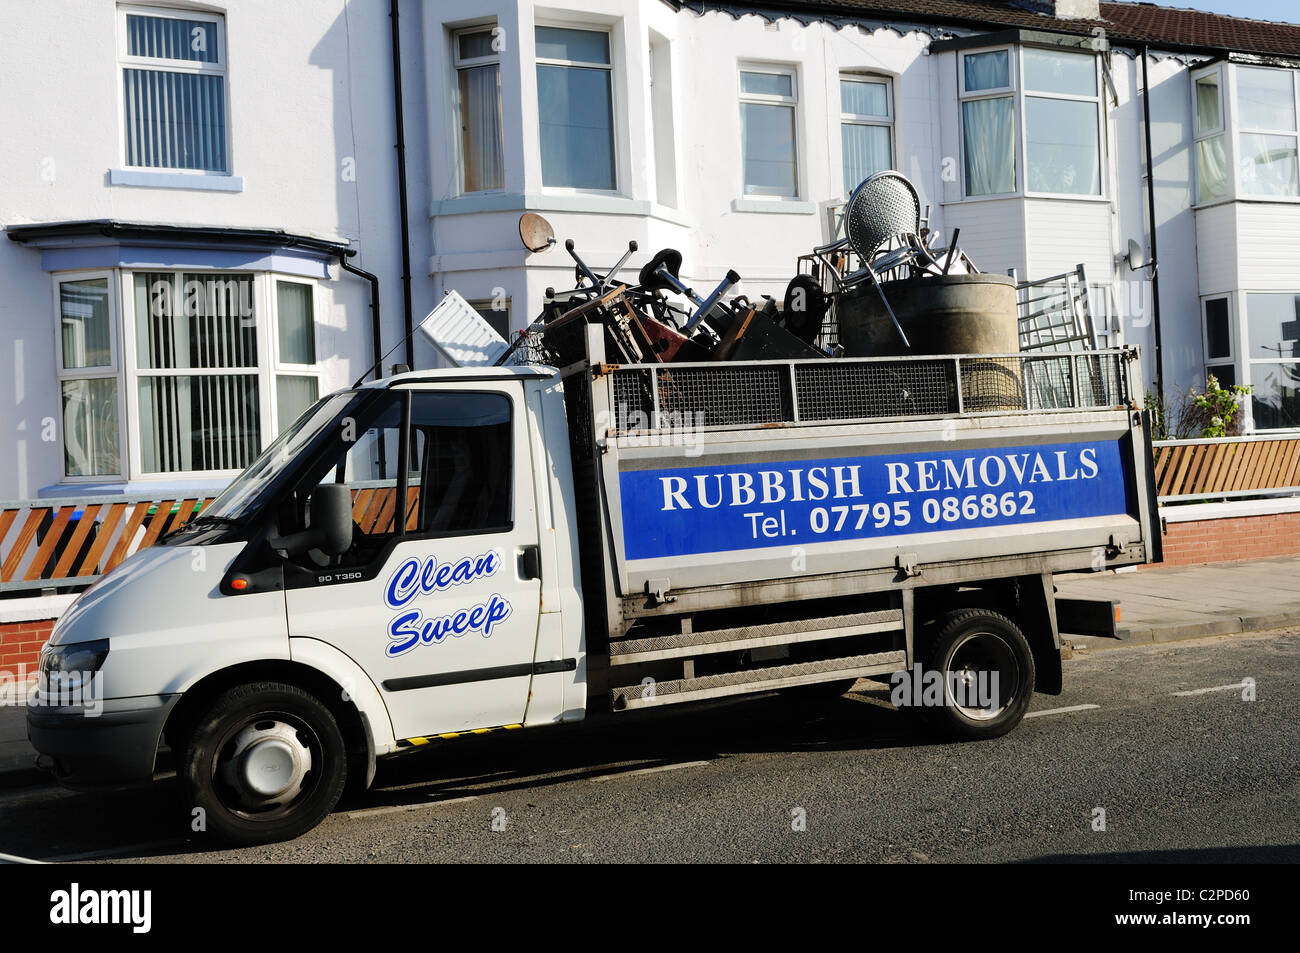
[383,551,512,657]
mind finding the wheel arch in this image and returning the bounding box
[162,658,381,792]
[911,573,1062,695]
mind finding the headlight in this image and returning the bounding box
[38,639,109,698]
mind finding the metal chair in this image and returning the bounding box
[811,171,924,347]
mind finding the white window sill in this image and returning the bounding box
[429,192,692,226]
[730,198,816,215]
[108,169,243,192]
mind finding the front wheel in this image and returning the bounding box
[182,682,347,845]
[920,609,1035,741]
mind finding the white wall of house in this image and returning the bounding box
[0,0,433,500]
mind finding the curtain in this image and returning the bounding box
[1195,77,1221,134]
[1239,133,1299,197]
[126,14,218,63]
[123,69,227,172]
[277,282,316,364]
[1196,135,1229,202]
[61,379,119,477]
[742,102,797,196]
[964,51,1009,92]
[963,97,1015,195]
[277,375,319,432]
[459,64,503,191]
[842,124,892,196]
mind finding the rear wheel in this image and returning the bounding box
[182,682,347,845]
[921,609,1034,740]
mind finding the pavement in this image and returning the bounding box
[3,553,1298,790]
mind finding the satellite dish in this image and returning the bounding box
[1123,238,1147,271]
[519,213,556,253]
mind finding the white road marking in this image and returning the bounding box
[1173,682,1250,697]
[1024,704,1100,719]
[590,760,711,782]
[347,795,479,820]
[0,851,44,864]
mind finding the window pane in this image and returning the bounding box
[535,26,608,64]
[135,273,257,370]
[1239,133,1299,197]
[411,391,512,534]
[842,123,892,195]
[741,71,793,98]
[1197,134,1229,203]
[1206,364,1236,388]
[1246,294,1300,361]
[741,102,797,196]
[472,302,510,339]
[59,278,112,369]
[1205,298,1231,360]
[458,30,496,61]
[840,78,888,117]
[1026,97,1100,194]
[277,375,319,432]
[537,64,615,189]
[138,374,260,473]
[1250,364,1300,430]
[962,96,1015,195]
[1195,74,1221,133]
[61,379,119,477]
[123,69,227,171]
[126,14,219,63]
[964,50,1009,91]
[1237,66,1296,131]
[459,63,504,191]
[1023,48,1096,97]
[277,282,316,365]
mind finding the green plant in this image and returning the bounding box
[1189,374,1252,437]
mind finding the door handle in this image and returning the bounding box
[519,545,542,581]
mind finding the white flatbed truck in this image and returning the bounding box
[28,325,1159,842]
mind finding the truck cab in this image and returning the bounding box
[29,366,585,843]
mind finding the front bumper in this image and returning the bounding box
[27,695,180,788]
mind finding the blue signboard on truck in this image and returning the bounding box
[620,439,1131,560]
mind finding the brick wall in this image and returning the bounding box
[0,619,53,677]
[1154,511,1300,568]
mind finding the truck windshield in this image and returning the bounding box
[203,392,359,522]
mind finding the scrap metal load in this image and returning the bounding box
[493,170,1007,374]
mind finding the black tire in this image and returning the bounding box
[182,682,347,845]
[920,609,1035,740]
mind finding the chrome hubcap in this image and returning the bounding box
[220,719,313,809]
[946,631,1020,721]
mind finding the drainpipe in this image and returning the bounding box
[340,254,384,383]
[390,0,415,368]
[1140,46,1165,401]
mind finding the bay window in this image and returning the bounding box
[53,270,321,482]
[1193,63,1300,203]
[1245,293,1300,430]
[958,46,1103,199]
[118,5,228,173]
[455,26,504,193]
[535,26,616,191]
[740,65,800,197]
[840,74,893,196]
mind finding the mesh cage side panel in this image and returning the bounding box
[795,360,955,420]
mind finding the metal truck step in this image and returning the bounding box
[608,609,902,666]
[609,649,906,711]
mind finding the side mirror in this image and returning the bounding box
[268,483,354,557]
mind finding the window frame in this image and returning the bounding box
[1239,291,1300,433]
[52,271,127,482]
[452,23,505,195]
[738,62,802,200]
[115,4,231,176]
[1019,47,1106,199]
[1233,65,1300,201]
[534,22,620,195]
[956,45,1108,201]
[958,46,1020,200]
[839,72,895,197]
[272,278,323,434]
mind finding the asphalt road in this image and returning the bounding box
[0,629,1296,864]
